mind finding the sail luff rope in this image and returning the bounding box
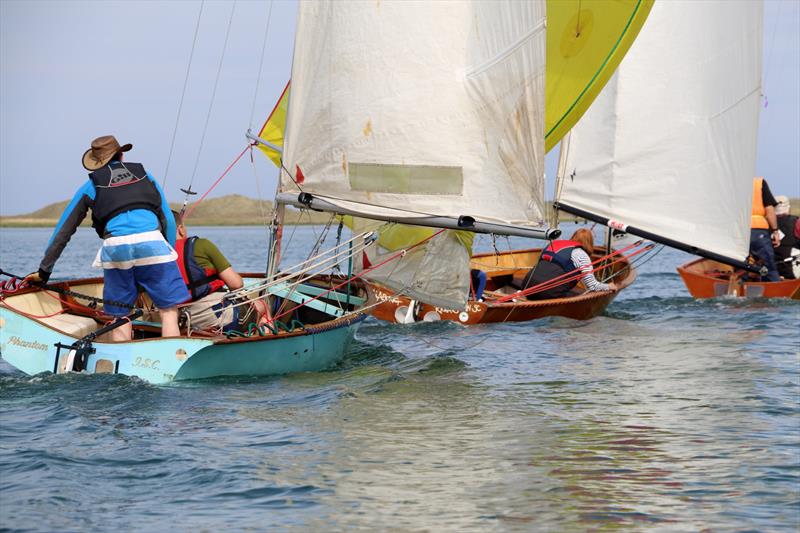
[185,0,237,196]
[162,0,205,188]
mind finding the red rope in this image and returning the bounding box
[496,240,646,302]
[183,144,252,220]
[0,294,67,319]
[515,244,654,300]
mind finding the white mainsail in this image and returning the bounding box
[560,0,763,263]
[280,0,547,235]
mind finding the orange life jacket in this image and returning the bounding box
[751,177,769,230]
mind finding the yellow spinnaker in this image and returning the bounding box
[256,81,290,166]
[545,0,653,152]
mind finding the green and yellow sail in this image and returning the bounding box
[545,0,653,152]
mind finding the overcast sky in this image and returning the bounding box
[1,0,798,216]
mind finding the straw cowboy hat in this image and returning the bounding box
[82,135,132,171]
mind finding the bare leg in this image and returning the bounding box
[160,307,181,337]
[111,322,132,342]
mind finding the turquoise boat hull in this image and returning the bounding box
[0,277,366,384]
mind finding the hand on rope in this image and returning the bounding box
[0,276,27,294]
[523,243,653,299]
[496,240,650,303]
[23,269,50,285]
[0,268,138,311]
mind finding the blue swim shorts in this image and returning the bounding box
[103,261,190,316]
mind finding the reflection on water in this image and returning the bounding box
[1,226,798,531]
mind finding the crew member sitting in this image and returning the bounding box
[514,228,617,300]
[173,211,268,332]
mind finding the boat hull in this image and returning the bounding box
[0,277,365,384]
[367,246,636,324]
[677,258,800,299]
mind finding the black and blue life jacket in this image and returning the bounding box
[88,161,166,238]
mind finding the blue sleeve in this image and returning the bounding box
[149,174,176,246]
[40,181,95,273]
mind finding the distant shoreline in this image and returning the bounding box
[0,220,322,228]
[3,193,797,228]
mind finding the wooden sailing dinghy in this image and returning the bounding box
[368,245,637,325]
[0,274,367,384]
[677,259,800,299]
[246,0,656,327]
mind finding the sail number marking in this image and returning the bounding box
[133,357,160,370]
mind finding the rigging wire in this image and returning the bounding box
[162,0,205,188]
[762,0,783,96]
[248,144,273,236]
[186,0,237,196]
[249,0,275,130]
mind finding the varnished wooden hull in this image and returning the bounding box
[367,246,637,324]
[677,258,800,299]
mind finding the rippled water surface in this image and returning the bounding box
[1,226,798,531]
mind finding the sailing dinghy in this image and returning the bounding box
[253,0,652,325]
[0,261,370,385]
[0,2,379,383]
[556,0,778,299]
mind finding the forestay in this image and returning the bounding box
[282,0,547,232]
[560,0,763,263]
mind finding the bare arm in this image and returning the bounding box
[217,267,243,290]
[766,205,780,247]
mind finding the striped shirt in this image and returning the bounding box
[93,230,178,270]
[571,248,611,292]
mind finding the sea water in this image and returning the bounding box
[1,225,798,532]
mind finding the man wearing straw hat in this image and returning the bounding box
[24,135,189,339]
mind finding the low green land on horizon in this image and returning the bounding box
[2,194,798,228]
[0,194,330,228]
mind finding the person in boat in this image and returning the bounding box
[173,211,269,331]
[470,269,487,302]
[749,177,781,282]
[514,228,617,300]
[24,135,188,340]
[774,195,799,280]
